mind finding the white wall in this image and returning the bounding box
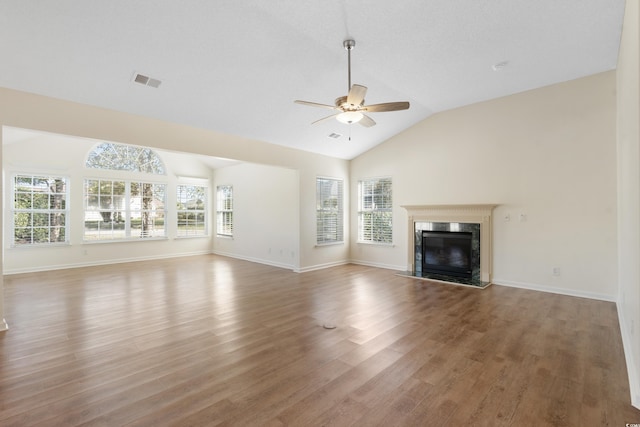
[351,71,618,300]
[212,162,299,269]
[0,88,351,276]
[617,0,640,409]
[2,129,214,273]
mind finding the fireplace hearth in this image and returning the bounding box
[400,204,497,288]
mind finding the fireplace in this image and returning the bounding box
[401,204,496,287]
[422,230,473,278]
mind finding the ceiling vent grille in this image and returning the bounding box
[132,72,162,88]
[328,133,341,139]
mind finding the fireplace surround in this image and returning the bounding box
[402,204,497,287]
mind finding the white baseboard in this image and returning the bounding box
[492,278,616,302]
[3,250,211,275]
[617,302,640,409]
[0,318,7,331]
[211,250,295,271]
[296,260,349,273]
[348,259,406,272]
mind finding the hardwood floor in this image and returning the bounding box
[1,254,638,426]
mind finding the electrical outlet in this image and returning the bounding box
[552,267,561,276]
[504,214,510,222]
[519,213,527,222]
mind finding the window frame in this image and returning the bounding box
[83,178,167,242]
[316,176,344,245]
[11,174,70,247]
[176,183,208,238]
[357,176,393,245]
[216,185,233,237]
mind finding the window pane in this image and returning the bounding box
[15,176,33,191]
[99,195,114,208]
[14,227,31,244]
[51,193,66,210]
[15,192,31,208]
[15,212,31,227]
[33,213,49,226]
[32,193,49,209]
[33,228,50,243]
[85,179,99,194]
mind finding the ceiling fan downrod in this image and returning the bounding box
[343,39,356,92]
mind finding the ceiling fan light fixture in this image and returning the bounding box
[294,39,409,128]
[336,111,363,124]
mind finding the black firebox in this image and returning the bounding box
[421,230,473,278]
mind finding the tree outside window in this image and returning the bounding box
[83,142,167,241]
[84,179,166,240]
[177,185,207,237]
[13,175,68,245]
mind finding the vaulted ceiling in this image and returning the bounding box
[0,1,625,160]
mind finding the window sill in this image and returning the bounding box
[82,237,169,244]
[315,241,344,247]
[357,241,395,247]
[10,242,71,249]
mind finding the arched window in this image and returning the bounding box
[84,142,167,241]
[86,142,166,175]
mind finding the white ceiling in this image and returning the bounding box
[0,1,625,160]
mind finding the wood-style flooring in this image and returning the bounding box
[1,255,639,426]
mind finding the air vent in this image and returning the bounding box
[328,133,342,139]
[132,72,162,88]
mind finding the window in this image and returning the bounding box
[84,179,166,240]
[358,177,392,244]
[83,142,167,241]
[216,185,233,236]
[177,184,207,237]
[86,142,166,175]
[316,177,344,244]
[12,175,68,245]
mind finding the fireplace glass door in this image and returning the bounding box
[421,231,473,278]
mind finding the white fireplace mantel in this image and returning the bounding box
[402,204,497,283]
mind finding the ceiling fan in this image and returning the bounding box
[294,39,410,127]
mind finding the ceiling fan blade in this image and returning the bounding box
[311,113,339,125]
[359,114,376,128]
[346,84,367,106]
[364,101,410,112]
[294,100,337,110]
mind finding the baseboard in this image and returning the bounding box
[492,278,616,302]
[348,259,406,272]
[3,250,211,275]
[617,302,640,409]
[0,319,7,331]
[296,260,349,273]
[211,250,295,271]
